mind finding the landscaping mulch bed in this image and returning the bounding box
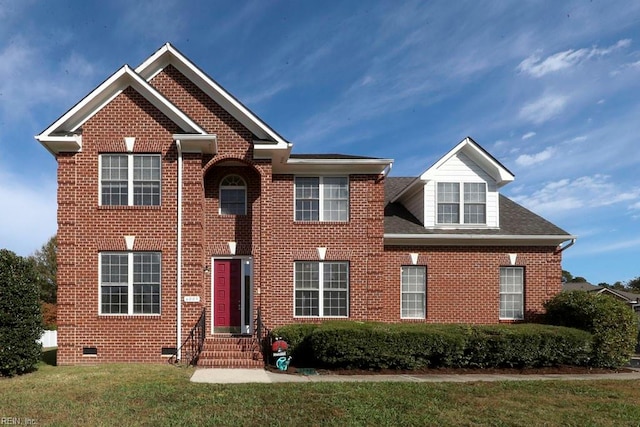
[265,364,634,376]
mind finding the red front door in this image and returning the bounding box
[214,259,242,331]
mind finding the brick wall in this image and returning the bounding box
[56,87,181,365]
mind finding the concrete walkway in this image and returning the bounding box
[191,368,640,384]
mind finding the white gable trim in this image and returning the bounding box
[421,137,514,185]
[36,65,206,154]
[391,137,515,203]
[136,43,289,149]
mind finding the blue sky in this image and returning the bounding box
[1,1,639,285]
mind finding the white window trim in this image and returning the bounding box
[98,251,161,316]
[293,261,349,318]
[98,153,162,206]
[293,176,349,222]
[218,174,247,215]
[499,266,524,320]
[435,181,487,226]
[400,265,426,319]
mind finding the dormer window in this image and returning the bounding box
[437,182,486,225]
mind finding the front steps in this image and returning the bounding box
[197,335,264,368]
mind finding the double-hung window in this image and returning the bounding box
[219,175,246,215]
[100,252,161,315]
[437,182,486,224]
[499,267,524,320]
[294,261,349,317]
[295,177,348,221]
[401,266,426,319]
[100,154,161,206]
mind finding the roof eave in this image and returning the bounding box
[383,233,577,246]
[274,158,393,175]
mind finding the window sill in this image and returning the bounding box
[293,315,349,319]
[293,221,350,225]
[98,205,161,210]
[97,314,162,319]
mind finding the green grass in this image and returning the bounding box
[0,349,639,426]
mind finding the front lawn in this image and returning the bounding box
[0,350,639,426]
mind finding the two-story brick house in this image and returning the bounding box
[36,44,574,366]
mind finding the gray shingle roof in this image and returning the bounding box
[384,177,571,237]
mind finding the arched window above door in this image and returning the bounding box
[219,175,246,215]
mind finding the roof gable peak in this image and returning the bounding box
[135,42,289,148]
[420,137,515,185]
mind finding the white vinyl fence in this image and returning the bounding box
[38,330,58,348]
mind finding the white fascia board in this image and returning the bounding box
[36,65,204,146]
[136,43,289,147]
[173,134,217,154]
[383,233,577,246]
[273,158,393,175]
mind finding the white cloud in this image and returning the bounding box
[573,236,640,256]
[512,174,640,217]
[519,94,568,124]
[521,132,536,140]
[515,147,555,167]
[0,166,57,256]
[0,38,97,121]
[518,39,631,78]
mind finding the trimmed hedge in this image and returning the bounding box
[0,249,44,377]
[544,290,638,368]
[272,321,592,370]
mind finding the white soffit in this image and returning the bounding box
[136,43,290,150]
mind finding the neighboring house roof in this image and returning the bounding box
[384,177,573,246]
[562,282,640,304]
[562,282,601,292]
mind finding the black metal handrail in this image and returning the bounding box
[255,308,272,362]
[169,308,206,366]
